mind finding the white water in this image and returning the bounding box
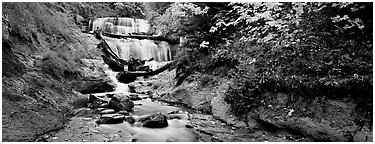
[104,37,172,61]
[89,17,172,61]
[91,64,197,142]
[89,17,150,35]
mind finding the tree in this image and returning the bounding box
[111,2,145,18]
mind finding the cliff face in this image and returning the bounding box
[2,3,106,141]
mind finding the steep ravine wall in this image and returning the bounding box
[2,3,112,141]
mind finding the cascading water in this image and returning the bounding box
[88,17,151,35]
[88,64,197,142]
[89,17,172,61]
[105,37,172,61]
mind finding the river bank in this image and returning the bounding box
[129,67,373,142]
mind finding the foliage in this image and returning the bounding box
[215,2,373,124]
[71,2,145,20]
[151,3,209,40]
[111,2,145,18]
[145,2,372,125]
[144,2,172,32]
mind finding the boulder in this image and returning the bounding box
[138,113,168,128]
[107,96,134,112]
[116,72,138,84]
[96,114,125,124]
[88,94,107,109]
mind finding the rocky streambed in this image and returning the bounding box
[39,63,311,142]
[41,66,195,142]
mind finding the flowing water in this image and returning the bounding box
[90,64,197,142]
[104,37,172,61]
[89,17,172,61]
[77,17,189,141]
[88,17,151,35]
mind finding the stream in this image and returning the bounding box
[45,62,308,142]
[93,66,198,142]
[46,63,198,142]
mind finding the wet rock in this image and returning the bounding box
[107,96,134,112]
[117,110,130,116]
[167,110,182,114]
[73,79,115,94]
[88,94,107,109]
[167,114,189,120]
[137,90,152,95]
[185,122,194,128]
[128,81,155,95]
[96,114,125,124]
[128,83,138,93]
[138,113,168,128]
[124,116,135,124]
[101,54,124,72]
[127,84,137,93]
[106,94,115,98]
[116,72,138,84]
[128,94,142,101]
[99,109,115,114]
[100,103,108,108]
[97,108,105,111]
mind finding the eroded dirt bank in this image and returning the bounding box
[2,3,113,141]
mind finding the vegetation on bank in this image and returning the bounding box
[2,3,112,141]
[144,2,373,127]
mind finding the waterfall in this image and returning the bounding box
[89,17,151,35]
[89,17,171,61]
[104,37,172,62]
